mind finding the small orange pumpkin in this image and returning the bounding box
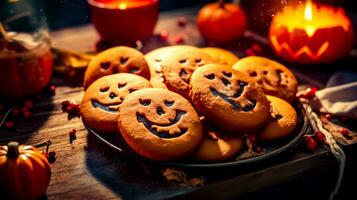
[197,0,247,43]
[0,141,51,200]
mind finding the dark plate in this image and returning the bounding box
[85,102,308,168]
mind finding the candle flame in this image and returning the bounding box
[119,3,127,10]
[304,0,313,21]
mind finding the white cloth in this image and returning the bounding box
[315,72,357,120]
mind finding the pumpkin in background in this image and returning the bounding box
[269,1,354,64]
[196,0,247,43]
[0,141,51,200]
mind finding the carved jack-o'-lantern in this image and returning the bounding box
[118,88,203,160]
[269,1,354,64]
[190,64,270,133]
[84,46,151,89]
[81,73,152,132]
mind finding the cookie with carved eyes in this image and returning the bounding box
[118,88,203,161]
[232,56,298,102]
[81,73,152,132]
[190,64,270,133]
[194,119,244,162]
[201,47,239,66]
[145,45,214,92]
[83,46,150,90]
[257,95,298,141]
[159,46,214,100]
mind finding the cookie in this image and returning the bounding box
[84,46,150,90]
[81,73,152,132]
[201,47,239,66]
[145,46,172,89]
[159,46,214,99]
[258,95,298,141]
[190,64,270,133]
[195,119,244,161]
[118,88,203,160]
[232,56,297,102]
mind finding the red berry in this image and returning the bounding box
[306,138,318,150]
[340,129,349,136]
[24,100,33,109]
[252,44,263,53]
[177,17,187,27]
[173,35,184,44]
[23,110,32,118]
[66,104,74,112]
[50,85,56,94]
[304,135,313,142]
[315,131,326,142]
[305,87,318,98]
[245,48,256,56]
[325,113,333,120]
[159,30,169,41]
[11,107,21,116]
[255,146,263,153]
[5,121,15,129]
[247,134,256,144]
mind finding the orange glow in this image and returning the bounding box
[118,2,127,10]
[304,0,313,21]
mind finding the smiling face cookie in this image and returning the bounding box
[258,95,298,141]
[81,73,152,132]
[232,56,297,102]
[159,46,214,99]
[118,88,203,160]
[84,46,150,90]
[190,64,270,133]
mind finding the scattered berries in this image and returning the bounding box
[245,48,256,56]
[23,110,32,118]
[254,146,263,153]
[297,87,318,99]
[24,100,33,109]
[247,134,257,144]
[325,113,333,121]
[177,17,187,27]
[306,137,318,151]
[173,35,184,44]
[340,129,349,136]
[11,107,21,117]
[315,131,326,142]
[5,121,15,129]
[159,30,169,41]
[61,101,80,119]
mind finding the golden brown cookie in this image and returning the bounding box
[190,64,270,133]
[159,46,214,99]
[195,120,244,162]
[81,73,152,132]
[145,46,172,89]
[118,88,203,161]
[201,47,239,66]
[258,95,298,141]
[232,56,298,102]
[84,46,150,90]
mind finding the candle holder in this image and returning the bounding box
[269,0,354,64]
[88,0,159,46]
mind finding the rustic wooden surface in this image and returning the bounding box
[1,6,356,200]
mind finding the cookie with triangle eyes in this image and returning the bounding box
[190,64,271,133]
[194,118,244,162]
[118,88,203,161]
[159,46,214,100]
[145,45,214,92]
[81,73,152,132]
[201,47,240,66]
[232,56,298,102]
[257,95,298,141]
[83,46,150,90]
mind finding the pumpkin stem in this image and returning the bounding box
[219,0,226,8]
[7,141,20,158]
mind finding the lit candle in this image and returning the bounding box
[269,0,354,64]
[88,0,159,45]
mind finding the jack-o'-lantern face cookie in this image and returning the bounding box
[159,46,214,99]
[258,95,298,141]
[201,47,239,66]
[84,46,150,89]
[195,119,244,162]
[118,88,203,160]
[232,56,297,102]
[81,73,151,132]
[190,64,270,133]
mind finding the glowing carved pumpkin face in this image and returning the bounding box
[269,1,354,64]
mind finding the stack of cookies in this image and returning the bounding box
[81,45,299,162]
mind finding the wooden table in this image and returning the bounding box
[1,6,356,200]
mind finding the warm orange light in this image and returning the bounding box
[304,0,313,21]
[118,3,127,10]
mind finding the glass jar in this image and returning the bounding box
[0,0,53,99]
